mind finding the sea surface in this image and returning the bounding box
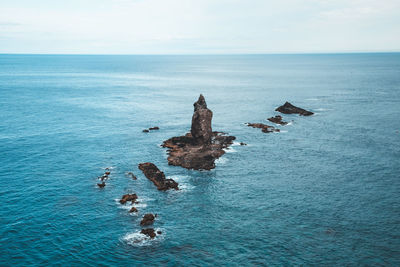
[0,53,399,266]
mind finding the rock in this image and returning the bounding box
[129,207,138,213]
[105,171,111,176]
[275,102,313,116]
[240,142,247,146]
[140,213,156,226]
[149,126,159,131]
[138,163,179,190]
[97,182,106,188]
[141,228,156,239]
[119,194,138,204]
[162,95,236,170]
[143,129,149,133]
[267,115,288,125]
[246,123,280,133]
[157,230,162,235]
[125,172,137,180]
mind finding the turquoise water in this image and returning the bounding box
[0,54,399,266]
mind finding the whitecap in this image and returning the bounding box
[223,147,237,153]
[215,157,228,165]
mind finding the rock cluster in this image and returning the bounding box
[143,126,160,133]
[97,168,111,188]
[267,115,288,125]
[138,163,179,191]
[162,94,236,170]
[246,123,280,133]
[119,194,138,205]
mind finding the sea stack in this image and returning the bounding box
[162,94,236,170]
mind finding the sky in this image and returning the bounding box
[0,0,399,54]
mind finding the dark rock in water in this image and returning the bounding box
[129,206,138,213]
[97,182,106,188]
[140,213,156,226]
[143,129,149,133]
[125,172,137,180]
[141,228,156,239]
[275,102,313,116]
[104,171,111,176]
[240,142,247,146]
[138,163,179,191]
[267,115,288,125]
[157,230,162,235]
[119,194,138,204]
[246,123,280,133]
[162,95,236,170]
[149,126,160,131]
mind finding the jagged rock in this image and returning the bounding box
[140,213,156,226]
[97,182,106,188]
[267,115,288,125]
[275,102,313,116]
[246,123,280,133]
[119,194,138,204]
[129,207,138,213]
[125,172,137,180]
[162,95,236,170]
[138,163,178,191]
[141,228,156,239]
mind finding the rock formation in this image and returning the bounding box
[138,163,179,191]
[267,115,288,125]
[275,102,313,116]
[140,213,156,226]
[119,194,138,204]
[246,123,280,133]
[141,228,157,239]
[162,94,236,170]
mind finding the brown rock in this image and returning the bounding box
[140,213,156,226]
[129,207,138,213]
[149,126,160,130]
[275,102,313,116]
[246,123,280,133]
[97,182,106,188]
[267,115,288,125]
[143,129,149,133]
[138,163,179,191]
[119,194,138,204]
[141,228,156,239]
[162,95,236,170]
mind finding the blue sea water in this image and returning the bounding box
[0,53,399,266]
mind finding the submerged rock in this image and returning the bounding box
[140,213,156,226]
[140,228,157,239]
[125,172,137,180]
[138,163,179,191]
[275,102,313,116]
[97,182,106,188]
[246,123,280,133]
[162,95,236,170]
[119,194,138,204]
[267,115,288,125]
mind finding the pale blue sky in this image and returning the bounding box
[1,0,399,54]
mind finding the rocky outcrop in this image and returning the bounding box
[162,95,236,170]
[141,228,157,239]
[246,123,280,133]
[267,115,288,125]
[119,194,138,204]
[138,163,179,191]
[140,213,156,226]
[276,102,313,116]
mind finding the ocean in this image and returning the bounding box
[0,53,399,266]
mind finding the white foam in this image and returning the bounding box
[167,175,194,191]
[215,157,228,165]
[123,228,164,247]
[223,147,237,153]
[286,121,293,126]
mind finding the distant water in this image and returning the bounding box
[0,54,399,266]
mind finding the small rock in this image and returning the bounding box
[143,129,149,133]
[267,115,288,125]
[138,163,179,191]
[240,142,247,146]
[157,230,162,235]
[125,172,137,180]
[129,207,138,213]
[275,102,313,116]
[97,182,106,188]
[140,213,156,226]
[246,123,280,133]
[149,126,160,131]
[119,194,138,204]
[141,228,156,239]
